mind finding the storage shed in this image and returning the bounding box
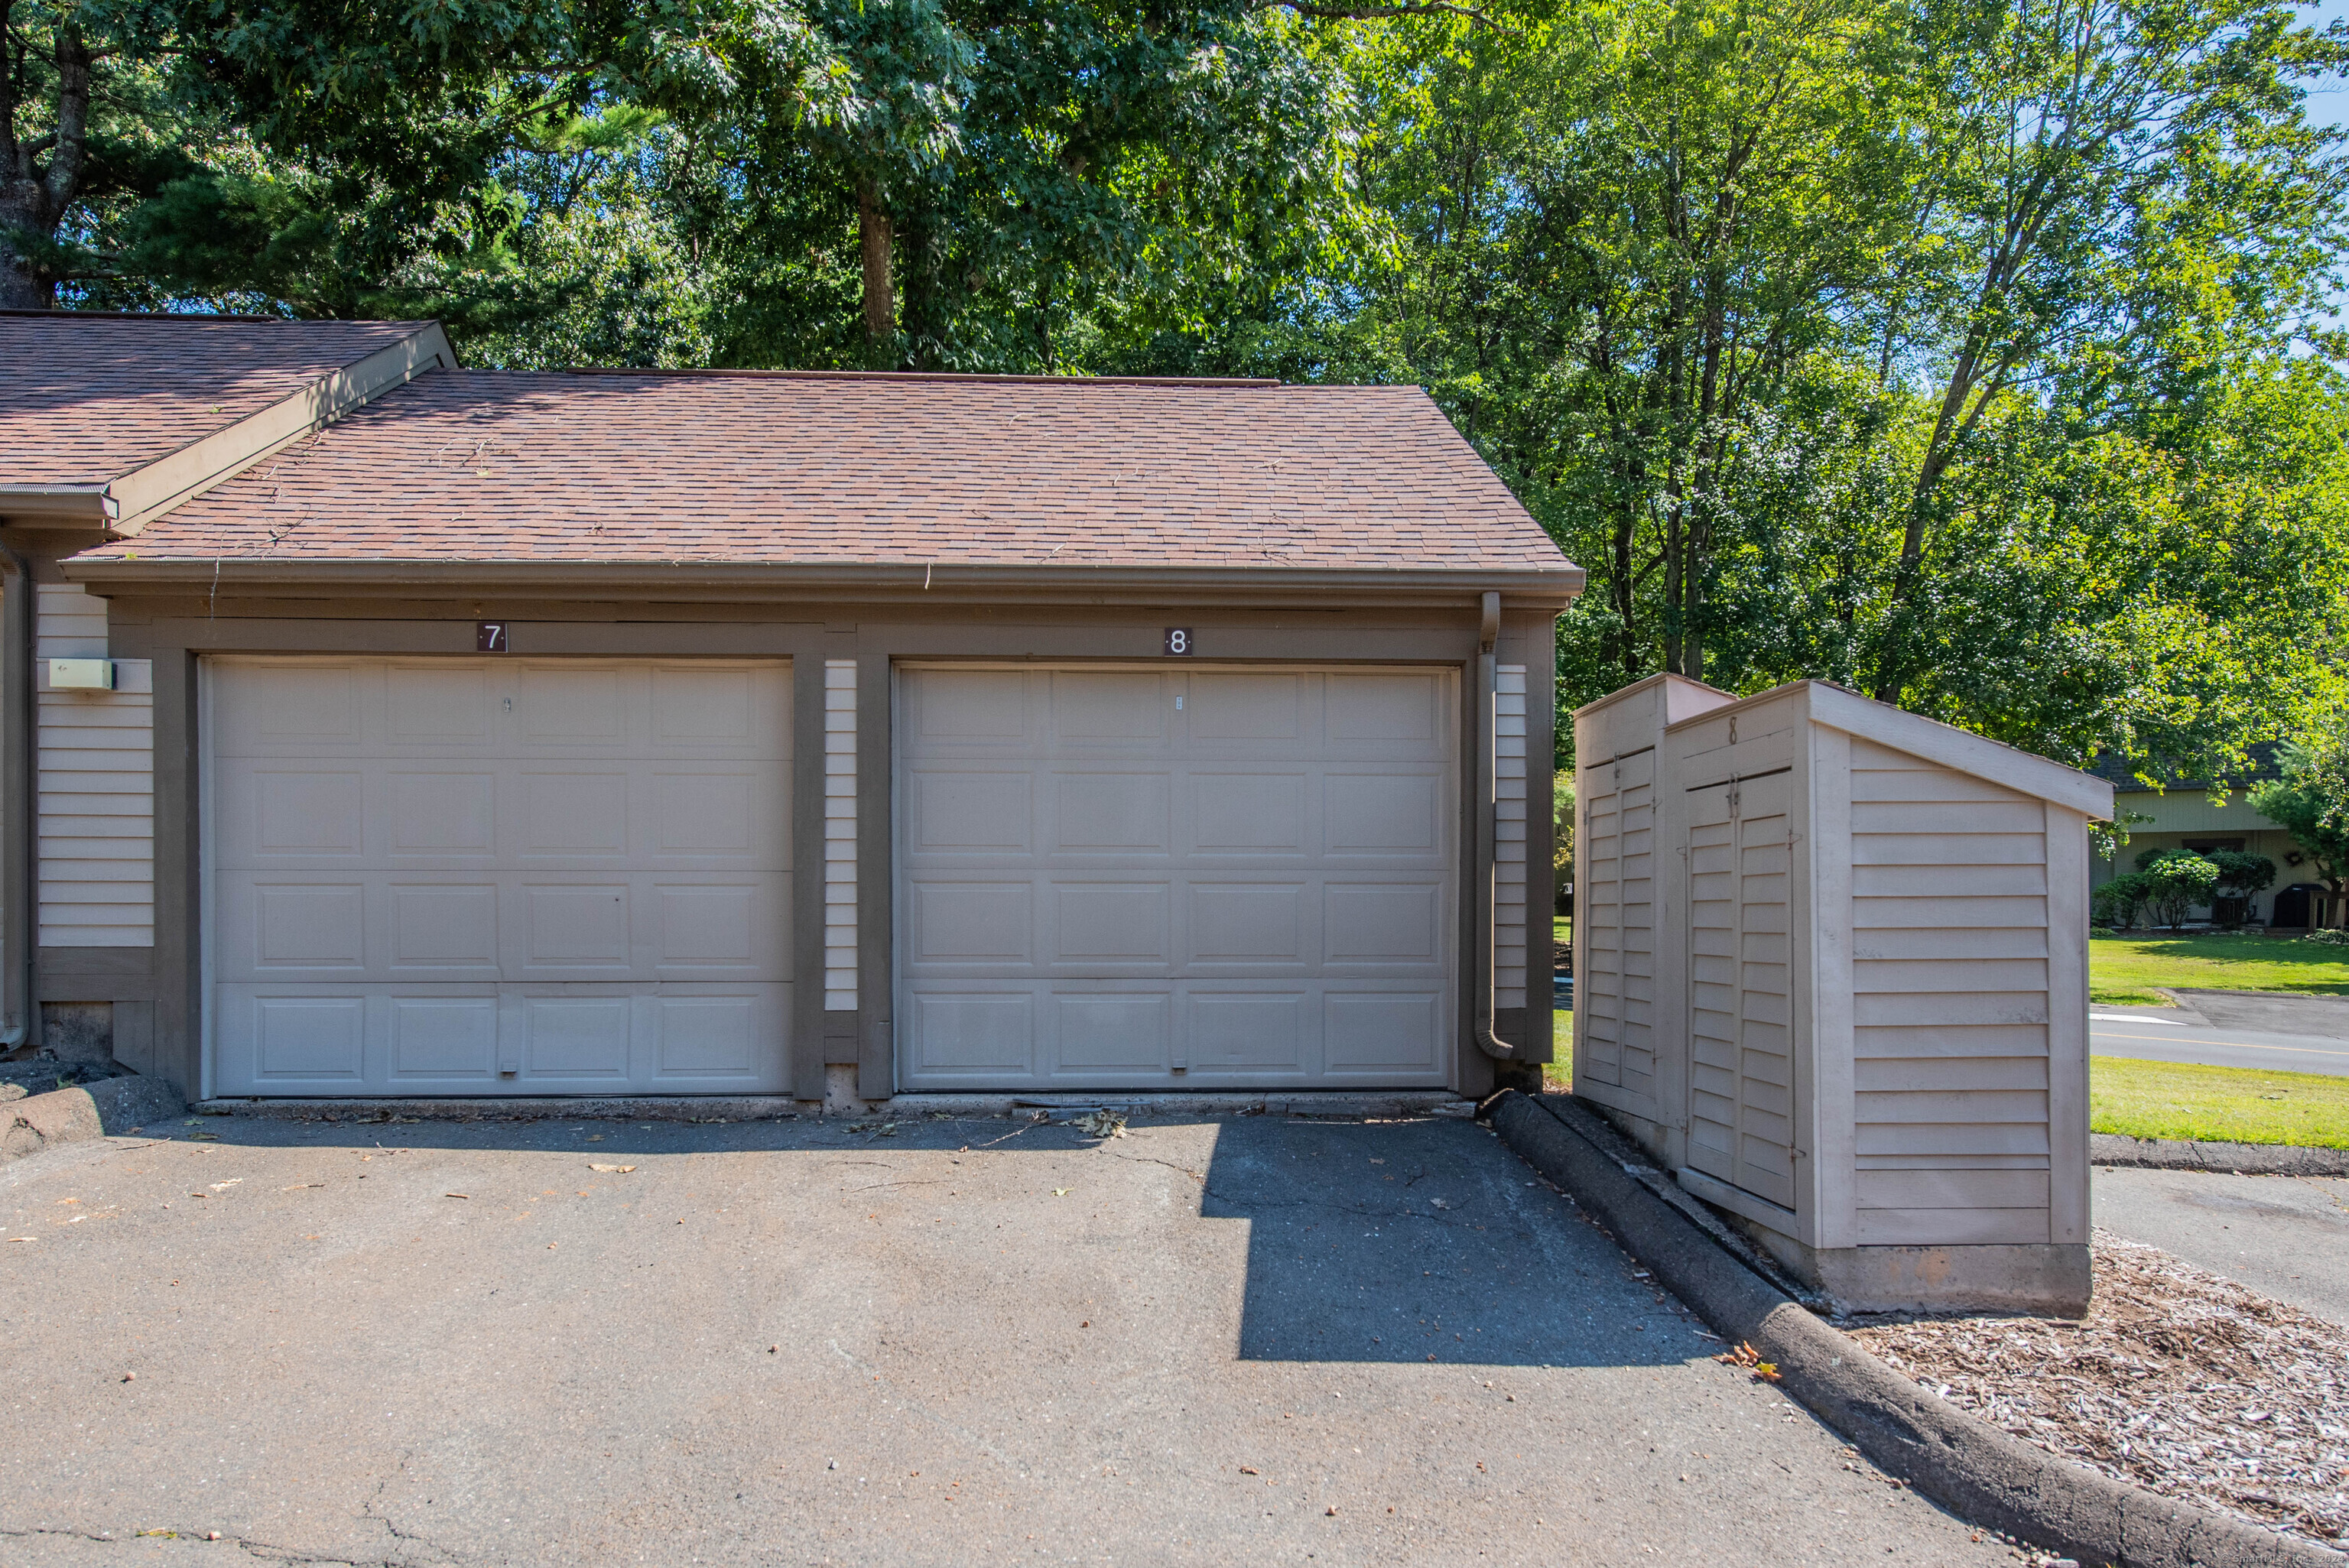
[1573,675,2115,1313]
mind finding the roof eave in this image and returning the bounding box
[60,554,1586,609]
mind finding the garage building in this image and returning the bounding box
[0,313,1581,1105]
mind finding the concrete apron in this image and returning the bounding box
[190,1089,1479,1123]
[0,1105,2012,1566]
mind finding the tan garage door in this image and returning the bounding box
[896,664,1457,1090]
[206,657,791,1096]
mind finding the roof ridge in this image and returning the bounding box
[549,367,1288,388]
[0,309,435,326]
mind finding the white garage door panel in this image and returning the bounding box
[896,666,1456,1089]
[208,658,791,1096]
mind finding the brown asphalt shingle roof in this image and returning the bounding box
[1,313,436,485]
[77,369,1570,573]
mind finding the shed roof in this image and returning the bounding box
[69,368,1574,583]
[0,312,440,486]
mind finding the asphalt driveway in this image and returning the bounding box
[2094,1164,2349,1327]
[0,1110,2013,1566]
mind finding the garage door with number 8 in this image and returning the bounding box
[897,664,1457,1089]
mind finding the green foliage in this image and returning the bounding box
[2250,731,2349,891]
[2207,849,2277,898]
[2139,852,2223,930]
[2094,871,2152,931]
[1553,772,1574,877]
[8,0,2349,799]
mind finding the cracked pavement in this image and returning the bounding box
[0,1111,2016,1565]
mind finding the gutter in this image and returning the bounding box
[59,556,1588,610]
[1472,589,1519,1062]
[0,485,120,527]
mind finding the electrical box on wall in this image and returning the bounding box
[47,658,114,690]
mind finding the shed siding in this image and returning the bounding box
[1847,735,2052,1246]
[1576,744,1656,1099]
[1495,663,1529,1009]
[823,658,857,1011]
[36,584,155,947]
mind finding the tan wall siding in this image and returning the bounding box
[37,584,154,947]
[1495,662,1529,1009]
[1847,736,2052,1246]
[824,658,857,1011]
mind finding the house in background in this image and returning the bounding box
[0,310,1579,1105]
[2086,746,2323,928]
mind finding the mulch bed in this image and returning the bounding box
[1841,1230,2348,1547]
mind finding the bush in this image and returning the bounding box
[2094,872,2152,930]
[2305,928,2349,947]
[2208,849,2277,897]
[2141,852,2222,930]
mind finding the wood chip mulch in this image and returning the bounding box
[1841,1231,2349,1547]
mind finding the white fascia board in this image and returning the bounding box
[1570,670,1737,723]
[1802,681,2117,819]
[106,323,456,537]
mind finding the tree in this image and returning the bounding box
[2250,733,2349,898]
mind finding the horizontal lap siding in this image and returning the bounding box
[1496,664,1529,1011]
[36,585,154,947]
[1848,736,2049,1246]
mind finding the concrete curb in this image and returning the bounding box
[2,1074,186,1164]
[2090,1134,2349,1177]
[1486,1090,2344,1568]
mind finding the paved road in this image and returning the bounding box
[0,1112,2011,1567]
[2094,1165,2349,1328]
[2091,1011,2349,1076]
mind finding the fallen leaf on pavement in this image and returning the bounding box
[588,1164,637,1174]
[445,1193,470,1200]
[281,1183,323,1191]
[1052,1187,1071,1196]
[1714,1341,1781,1382]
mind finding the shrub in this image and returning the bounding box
[2093,872,2152,930]
[2140,852,2222,930]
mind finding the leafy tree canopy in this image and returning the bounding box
[7,0,2348,794]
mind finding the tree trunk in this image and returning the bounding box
[856,177,895,363]
[0,193,50,309]
[0,18,93,310]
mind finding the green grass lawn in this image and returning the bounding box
[1544,1010,1572,1092]
[2089,931,2349,1006]
[1542,1009,2349,1147]
[2091,1057,2349,1148]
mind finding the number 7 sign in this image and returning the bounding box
[477,621,509,652]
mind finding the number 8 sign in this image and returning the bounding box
[1163,628,1193,656]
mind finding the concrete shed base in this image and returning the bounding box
[1737,1220,2093,1317]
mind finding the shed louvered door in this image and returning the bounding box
[1685,770,1797,1211]
[1576,746,1655,1101]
